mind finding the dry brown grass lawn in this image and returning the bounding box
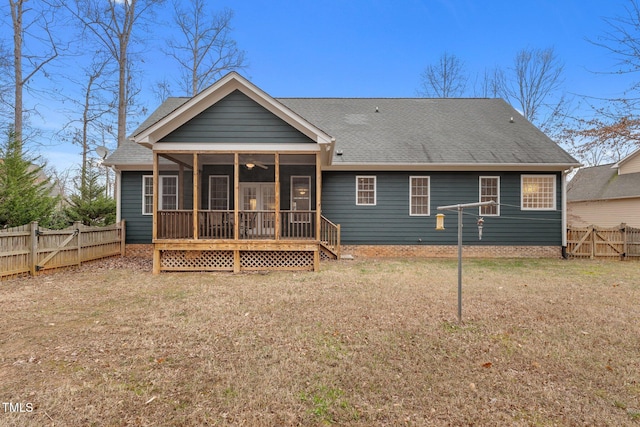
[0,257,639,426]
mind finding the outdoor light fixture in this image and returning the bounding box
[435,213,445,230]
[246,163,255,170]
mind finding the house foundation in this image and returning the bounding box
[341,245,562,259]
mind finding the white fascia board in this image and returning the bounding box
[323,162,582,172]
[617,146,640,167]
[152,142,321,152]
[133,72,333,146]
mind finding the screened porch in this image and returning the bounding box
[149,150,339,273]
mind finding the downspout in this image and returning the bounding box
[561,167,574,259]
[115,169,122,223]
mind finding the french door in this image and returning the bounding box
[239,183,275,237]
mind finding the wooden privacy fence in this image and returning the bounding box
[567,224,640,260]
[0,220,125,279]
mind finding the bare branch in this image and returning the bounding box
[165,0,246,96]
[418,52,467,98]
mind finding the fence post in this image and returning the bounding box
[590,225,595,259]
[621,223,627,260]
[29,221,38,276]
[75,221,82,267]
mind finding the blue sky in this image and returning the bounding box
[29,0,637,172]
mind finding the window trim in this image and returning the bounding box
[142,175,153,216]
[479,176,500,216]
[208,175,229,210]
[521,174,557,211]
[409,175,430,216]
[143,175,179,214]
[356,175,377,206]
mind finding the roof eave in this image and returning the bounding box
[323,162,582,172]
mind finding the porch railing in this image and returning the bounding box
[158,210,318,240]
[281,211,316,239]
[199,210,234,239]
[158,210,193,239]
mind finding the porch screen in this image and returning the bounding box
[160,176,178,210]
[209,176,229,210]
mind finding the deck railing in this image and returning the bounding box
[320,215,341,258]
[281,211,316,239]
[199,210,234,239]
[158,210,193,239]
[158,210,318,240]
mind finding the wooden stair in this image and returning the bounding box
[320,216,340,259]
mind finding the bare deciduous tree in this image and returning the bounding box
[166,0,246,96]
[497,47,565,129]
[590,0,640,95]
[65,0,164,147]
[473,67,502,98]
[8,0,61,150]
[563,101,640,165]
[418,52,467,98]
[562,0,640,165]
[72,58,115,189]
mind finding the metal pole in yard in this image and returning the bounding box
[457,205,463,323]
[437,200,495,323]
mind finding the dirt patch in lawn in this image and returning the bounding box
[1,257,639,426]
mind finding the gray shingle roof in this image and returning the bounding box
[279,98,577,165]
[567,164,640,201]
[106,96,579,168]
[105,97,188,167]
[131,97,189,137]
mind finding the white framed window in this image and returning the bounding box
[479,176,500,216]
[356,176,376,205]
[409,176,430,216]
[208,175,229,210]
[142,175,179,213]
[142,175,153,215]
[521,174,556,210]
[291,176,311,223]
[160,176,178,210]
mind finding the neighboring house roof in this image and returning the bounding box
[105,72,579,171]
[567,163,640,202]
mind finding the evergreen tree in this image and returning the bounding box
[65,160,116,226]
[0,129,59,227]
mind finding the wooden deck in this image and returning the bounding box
[153,211,339,273]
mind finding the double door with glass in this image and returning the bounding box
[240,183,275,238]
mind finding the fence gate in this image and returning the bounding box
[567,224,638,259]
[35,227,80,271]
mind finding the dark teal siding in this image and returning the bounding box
[123,169,563,246]
[161,90,314,144]
[321,171,563,246]
[121,171,193,244]
[121,171,151,244]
